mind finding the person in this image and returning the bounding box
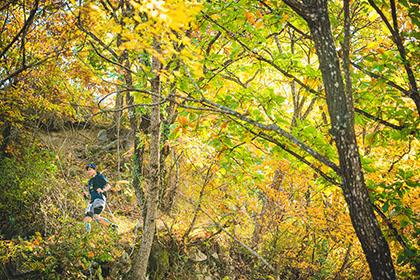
[83,163,117,232]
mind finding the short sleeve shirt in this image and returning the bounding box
[87,173,108,202]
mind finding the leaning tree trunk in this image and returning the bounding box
[130,48,162,280]
[282,0,396,279]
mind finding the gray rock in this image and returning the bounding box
[191,249,208,262]
[97,129,108,143]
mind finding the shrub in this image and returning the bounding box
[0,147,58,238]
[1,222,123,278]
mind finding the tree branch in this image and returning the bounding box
[0,0,39,58]
[245,127,341,186]
[367,0,419,115]
[281,0,308,20]
[204,14,407,130]
[88,41,136,74]
[181,66,342,175]
[353,108,404,130]
[178,191,278,274]
[0,54,53,89]
[351,61,410,97]
[76,20,119,60]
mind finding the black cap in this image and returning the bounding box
[86,163,97,170]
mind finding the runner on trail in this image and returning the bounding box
[83,163,117,232]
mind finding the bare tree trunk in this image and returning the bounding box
[252,169,284,248]
[289,31,299,128]
[114,93,123,130]
[124,54,146,216]
[282,0,396,279]
[114,92,123,172]
[130,46,161,280]
[182,164,214,242]
[162,150,181,213]
[251,195,267,248]
[158,82,178,212]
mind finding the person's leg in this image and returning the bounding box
[92,200,118,229]
[84,203,94,232]
[93,206,117,229]
[93,206,111,226]
[93,214,112,226]
[84,216,93,232]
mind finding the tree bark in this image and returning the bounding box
[130,45,161,280]
[282,0,396,279]
[123,55,146,217]
[158,82,178,212]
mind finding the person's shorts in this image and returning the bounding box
[85,198,106,217]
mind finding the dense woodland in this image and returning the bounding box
[0,0,419,279]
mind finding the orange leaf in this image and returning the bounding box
[377,48,385,54]
[178,116,188,126]
[244,12,256,24]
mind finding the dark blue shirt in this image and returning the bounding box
[87,173,108,202]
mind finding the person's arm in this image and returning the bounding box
[97,174,111,193]
[97,183,111,193]
[82,182,89,199]
[102,183,112,192]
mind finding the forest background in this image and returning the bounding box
[0,0,418,279]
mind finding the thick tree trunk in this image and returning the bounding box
[299,1,396,279]
[130,50,161,280]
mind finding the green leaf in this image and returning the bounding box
[382,201,389,212]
